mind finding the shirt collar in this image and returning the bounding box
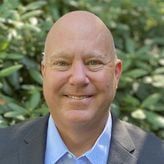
[85,113,112,164]
[45,113,112,164]
[45,115,68,164]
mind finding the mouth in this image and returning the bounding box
[65,95,92,100]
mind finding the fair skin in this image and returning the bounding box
[41,11,122,156]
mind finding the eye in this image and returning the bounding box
[86,60,103,66]
[50,59,70,71]
[53,60,69,66]
[86,59,104,71]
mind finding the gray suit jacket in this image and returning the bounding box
[0,114,163,164]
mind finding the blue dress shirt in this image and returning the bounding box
[45,113,112,164]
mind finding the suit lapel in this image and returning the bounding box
[19,115,49,164]
[108,115,137,164]
[18,114,137,164]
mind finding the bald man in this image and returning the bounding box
[0,11,163,164]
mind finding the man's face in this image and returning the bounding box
[42,26,122,128]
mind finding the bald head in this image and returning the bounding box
[43,11,117,63]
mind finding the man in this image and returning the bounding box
[0,11,163,164]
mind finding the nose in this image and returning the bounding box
[69,62,89,87]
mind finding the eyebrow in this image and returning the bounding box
[85,52,108,59]
[47,49,111,60]
[48,51,71,60]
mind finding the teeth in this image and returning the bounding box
[68,96,89,100]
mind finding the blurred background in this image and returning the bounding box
[0,0,163,139]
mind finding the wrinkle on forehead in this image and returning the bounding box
[44,11,116,60]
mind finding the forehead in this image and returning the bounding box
[44,11,116,60]
[48,49,109,61]
[46,31,114,60]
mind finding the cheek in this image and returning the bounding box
[42,71,67,98]
[42,72,68,110]
[93,71,117,105]
[93,70,115,91]
[100,73,117,103]
[43,71,65,87]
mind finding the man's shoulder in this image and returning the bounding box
[119,119,164,162]
[122,120,163,145]
[0,115,49,158]
[112,114,163,144]
[0,115,48,138]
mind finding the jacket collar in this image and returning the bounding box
[19,114,49,164]
[107,114,137,164]
[18,113,137,164]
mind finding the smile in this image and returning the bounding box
[66,95,91,100]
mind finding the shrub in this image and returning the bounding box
[0,0,163,138]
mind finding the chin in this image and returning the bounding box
[64,110,94,124]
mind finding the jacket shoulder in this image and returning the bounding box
[0,115,49,159]
[123,120,163,144]
[122,120,164,162]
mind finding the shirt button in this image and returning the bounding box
[67,153,73,159]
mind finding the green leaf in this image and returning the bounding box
[0,52,8,59]
[0,95,16,104]
[125,38,135,53]
[141,93,161,109]
[28,91,41,110]
[131,109,146,120]
[153,67,164,74]
[124,69,148,79]
[22,24,41,32]
[21,10,43,20]
[148,105,164,112]
[4,103,27,119]
[1,79,13,95]
[122,59,132,72]
[7,103,27,113]
[0,115,8,128]
[33,103,48,116]
[152,75,164,87]
[136,45,150,55]
[29,69,42,85]
[0,40,9,51]
[0,65,22,78]
[22,57,37,69]
[0,82,2,88]
[21,85,39,90]
[6,53,23,60]
[159,59,164,66]
[123,95,140,107]
[135,61,151,72]
[4,111,25,120]
[144,111,164,129]
[8,71,20,89]
[25,1,47,11]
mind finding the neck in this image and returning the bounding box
[56,114,109,157]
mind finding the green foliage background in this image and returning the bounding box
[0,0,164,139]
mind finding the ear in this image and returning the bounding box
[115,59,122,85]
[40,63,45,78]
